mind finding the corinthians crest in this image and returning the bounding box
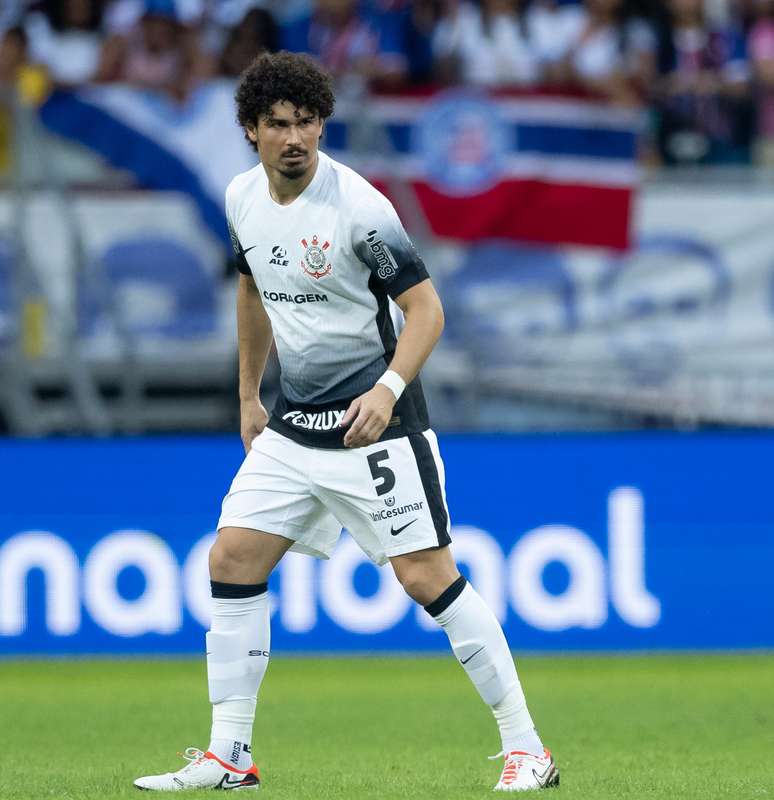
[300,235,332,279]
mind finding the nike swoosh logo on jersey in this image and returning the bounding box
[460,646,485,665]
[390,518,417,536]
[243,245,257,255]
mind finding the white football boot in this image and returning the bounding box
[134,747,260,791]
[491,748,559,792]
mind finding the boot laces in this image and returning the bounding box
[489,750,536,786]
[176,747,208,773]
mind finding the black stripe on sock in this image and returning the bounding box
[424,575,467,617]
[210,581,268,599]
[408,432,451,547]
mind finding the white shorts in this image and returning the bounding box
[217,427,452,566]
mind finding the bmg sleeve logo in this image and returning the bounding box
[365,229,399,280]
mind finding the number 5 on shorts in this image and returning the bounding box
[367,450,395,496]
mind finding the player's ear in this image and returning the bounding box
[246,124,258,145]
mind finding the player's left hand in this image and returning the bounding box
[341,384,396,448]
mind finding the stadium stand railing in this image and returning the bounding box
[0,85,238,435]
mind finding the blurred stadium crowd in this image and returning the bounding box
[0,0,770,165]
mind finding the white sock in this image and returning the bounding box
[206,582,270,770]
[493,693,544,756]
[427,578,544,757]
[208,738,254,771]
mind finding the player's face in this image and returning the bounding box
[248,101,323,180]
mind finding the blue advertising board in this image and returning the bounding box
[1,433,772,655]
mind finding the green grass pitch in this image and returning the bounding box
[1,654,772,799]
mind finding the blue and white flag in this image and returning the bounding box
[40,81,256,247]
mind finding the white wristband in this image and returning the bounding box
[377,369,406,401]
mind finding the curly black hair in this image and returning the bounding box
[235,51,335,152]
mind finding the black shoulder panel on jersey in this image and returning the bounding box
[368,272,398,359]
[355,229,429,300]
[228,218,253,276]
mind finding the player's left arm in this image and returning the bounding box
[342,279,444,448]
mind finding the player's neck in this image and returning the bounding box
[266,154,319,206]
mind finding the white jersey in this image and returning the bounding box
[226,151,431,448]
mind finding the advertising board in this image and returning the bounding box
[2,434,772,655]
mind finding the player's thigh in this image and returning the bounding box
[218,428,342,566]
[316,430,452,566]
[210,526,294,584]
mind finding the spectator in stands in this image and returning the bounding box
[104,0,206,30]
[749,0,774,163]
[548,0,656,104]
[432,0,539,87]
[98,0,210,100]
[527,0,586,74]
[653,0,753,163]
[368,0,439,85]
[24,0,105,86]
[400,0,442,83]
[0,26,49,173]
[0,26,28,87]
[0,23,49,100]
[0,2,26,36]
[734,0,759,32]
[219,7,279,77]
[0,26,26,174]
[282,0,407,90]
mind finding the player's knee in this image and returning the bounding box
[395,564,438,606]
[393,549,461,606]
[209,527,288,583]
[208,539,233,580]
[208,534,250,581]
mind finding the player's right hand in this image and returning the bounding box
[240,398,269,453]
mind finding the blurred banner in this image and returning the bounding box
[329,91,639,249]
[38,81,250,247]
[1,433,772,655]
[37,85,639,251]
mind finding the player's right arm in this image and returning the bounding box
[237,273,273,453]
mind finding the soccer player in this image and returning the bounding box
[134,52,558,793]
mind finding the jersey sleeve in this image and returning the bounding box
[225,178,253,277]
[352,193,429,300]
[227,216,253,276]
